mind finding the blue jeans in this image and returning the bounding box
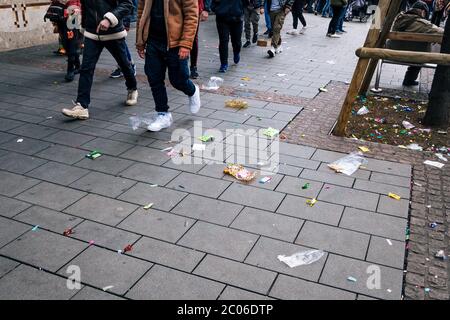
[264,1,272,30]
[144,40,195,112]
[337,5,347,32]
[322,0,332,17]
[77,38,137,108]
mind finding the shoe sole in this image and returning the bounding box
[267,51,275,58]
[125,101,138,106]
[61,111,89,120]
[147,125,171,132]
[110,75,123,79]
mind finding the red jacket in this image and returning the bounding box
[198,0,204,13]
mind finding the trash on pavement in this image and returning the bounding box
[319,87,328,92]
[424,160,445,169]
[302,183,310,189]
[241,76,251,81]
[102,286,114,292]
[347,276,357,282]
[63,228,74,236]
[259,176,272,184]
[202,76,224,90]
[123,244,133,253]
[386,239,392,246]
[143,203,153,210]
[328,152,367,176]
[225,99,248,109]
[192,144,206,151]
[32,225,39,231]
[86,150,102,160]
[262,127,279,138]
[198,135,214,142]
[435,250,447,260]
[430,222,437,229]
[402,121,415,130]
[424,288,431,293]
[358,146,370,152]
[89,240,95,246]
[435,153,447,162]
[277,250,325,268]
[389,193,401,200]
[150,184,158,187]
[17,138,23,143]
[306,198,317,206]
[224,164,256,182]
[356,106,369,115]
[406,144,423,151]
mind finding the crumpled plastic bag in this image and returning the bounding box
[129,113,154,131]
[277,250,325,268]
[224,164,256,181]
[202,77,224,90]
[356,106,369,115]
[328,151,368,176]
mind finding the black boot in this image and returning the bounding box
[65,59,75,82]
[190,66,199,79]
[243,40,251,48]
[252,32,258,43]
[73,56,81,75]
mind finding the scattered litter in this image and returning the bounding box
[424,288,431,293]
[166,149,179,157]
[150,184,158,187]
[426,205,432,208]
[328,152,367,176]
[387,289,392,293]
[184,220,189,227]
[406,144,423,151]
[402,121,415,130]
[262,127,279,138]
[16,138,23,143]
[389,193,401,200]
[302,183,310,190]
[435,153,447,162]
[374,117,386,124]
[31,225,39,231]
[435,250,447,260]
[241,76,251,81]
[277,250,325,268]
[306,198,317,207]
[225,99,248,109]
[413,182,422,187]
[89,240,95,246]
[86,150,102,160]
[224,164,256,181]
[430,222,437,229]
[356,106,369,115]
[198,135,214,142]
[161,147,173,152]
[129,113,154,130]
[143,203,153,210]
[192,144,206,151]
[276,73,287,77]
[202,76,224,90]
[347,276,357,282]
[118,250,123,254]
[424,160,445,169]
[46,116,53,119]
[102,286,114,292]
[178,185,185,189]
[319,87,328,92]
[437,130,447,134]
[63,228,74,236]
[418,128,431,133]
[259,176,272,184]
[123,244,133,253]
[386,239,392,246]
[358,146,370,153]
[326,60,336,65]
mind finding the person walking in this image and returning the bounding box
[287,0,307,34]
[326,0,347,37]
[264,0,295,58]
[61,0,138,120]
[243,0,262,48]
[431,0,448,26]
[136,0,201,132]
[110,13,137,78]
[190,0,210,79]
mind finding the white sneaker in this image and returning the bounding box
[147,113,173,132]
[299,27,307,34]
[189,84,201,114]
[62,102,89,120]
[329,34,341,38]
[275,45,283,54]
[267,47,276,58]
[125,89,138,106]
[287,29,299,35]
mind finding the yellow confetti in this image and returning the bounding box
[241,77,251,81]
[358,146,370,153]
[389,193,401,200]
[143,203,154,210]
[306,198,317,207]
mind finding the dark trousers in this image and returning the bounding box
[58,21,80,70]
[404,66,421,83]
[292,7,307,28]
[431,10,444,27]
[216,16,243,65]
[77,37,137,108]
[145,40,196,113]
[191,25,199,68]
[327,6,344,34]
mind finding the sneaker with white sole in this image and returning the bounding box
[299,26,307,34]
[62,102,89,120]
[275,45,283,54]
[267,47,276,58]
[287,29,299,35]
[147,113,173,132]
[125,89,138,106]
[189,85,201,114]
[329,34,341,38]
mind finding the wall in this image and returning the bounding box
[0,0,57,52]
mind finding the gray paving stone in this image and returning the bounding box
[69,171,136,198]
[71,220,141,250]
[319,254,403,300]
[272,112,296,121]
[43,130,96,147]
[14,206,83,233]
[118,208,193,243]
[276,163,303,177]
[300,168,355,187]
[219,286,273,300]
[118,183,187,211]
[0,118,23,131]
[178,221,258,261]
[131,237,205,272]
[246,117,288,130]
[82,137,134,156]
[277,194,343,226]
[9,123,59,139]
[0,256,19,278]
[162,160,205,174]
[366,236,405,269]
[119,162,180,186]
[110,132,156,146]
[16,182,87,211]
[231,207,303,242]
[126,264,224,300]
[0,195,31,217]
[377,195,409,219]
[209,110,251,123]
[363,158,411,177]
[197,162,226,179]
[354,180,410,199]
[275,176,323,199]
[0,264,77,300]
[64,194,137,226]
[276,142,316,159]
[370,172,411,188]
[0,229,85,272]
[167,172,231,198]
[264,102,303,113]
[340,207,407,241]
[358,294,378,300]
[318,184,379,211]
[72,125,116,139]
[75,155,134,175]
[317,162,371,180]
[0,132,17,145]
[71,286,124,300]
[0,216,30,248]
[279,154,321,170]
[311,149,346,163]
[0,152,48,174]
[120,146,169,165]
[270,274,356,300]
[245,236,327,281]
[295,221,370,259]
[58,246,151,296]
[194,255,277,295]
[171,194,243,226]
[237,107,278,119]
[26,161,89,186]
[219,183,285,212]
[35,145,87,165]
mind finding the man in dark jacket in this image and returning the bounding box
[62,0,138,120]
[243,0,263,48]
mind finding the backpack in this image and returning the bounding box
[44,1,65,23]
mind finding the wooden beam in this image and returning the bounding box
[356,47,450,65]
[386,32,443,44]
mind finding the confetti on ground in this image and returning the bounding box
[32,225,39,231]
[347,276,357,282]
[89,240,95,245]
[386,239,392,246]
[102,286,114,292]
[225,99,248,109]
[319,87,328,92]
[17,139,23,143]
[123,244,133,253]
[63,228,73,236]
[192,144,206,151]
[224,164,256,181]
[85,150,102,160]
[358,146,370,152]
[241,76,251,81]
[435,153,448,162]
[262,127,279,138]
[306,198,317,207]
[413,182,422,187]
[259,176,272,184]
[302,183,310,189]
[198,135,214,142]
[149,184,158,187]
[387,289,392,293]
[143,203,153,210]
[388,193,401,200]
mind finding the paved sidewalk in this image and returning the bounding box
[0,14,412,300]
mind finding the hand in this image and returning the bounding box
[260,8,264,14]
[137,48,145,59]
[200,10,209,21]
[284,7,291,15]
[179,47,190,60]
[96,19,111,33]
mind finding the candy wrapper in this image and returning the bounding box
[225,99,248,109]
[224,164,256,182]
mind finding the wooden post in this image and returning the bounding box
[333,0,391,136]
[356,47,450,65]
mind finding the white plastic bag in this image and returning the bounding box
[202,77,224,90]
[356,106,369,115]
[328,151,368,176]
[129,113,155,131]
[277,250,325,268]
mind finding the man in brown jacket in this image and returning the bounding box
[136,0,200,132]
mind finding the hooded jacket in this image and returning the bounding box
[263,0,295,11]
[210,0,246,18]
[80,0,133,41]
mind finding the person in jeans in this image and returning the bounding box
[110,13,137,78]
[136,0,201,132]
[243,0,262,48]
[264,0,295,58]
[322,0,333,17]
[335,2,347,33]
[210,0,247,73]
[62,0,138,120]
[264,0,273,35]
[326,0,347,38]
[287,0,307,35]
[190,0,210,79]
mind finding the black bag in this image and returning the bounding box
[44,1,65,23]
